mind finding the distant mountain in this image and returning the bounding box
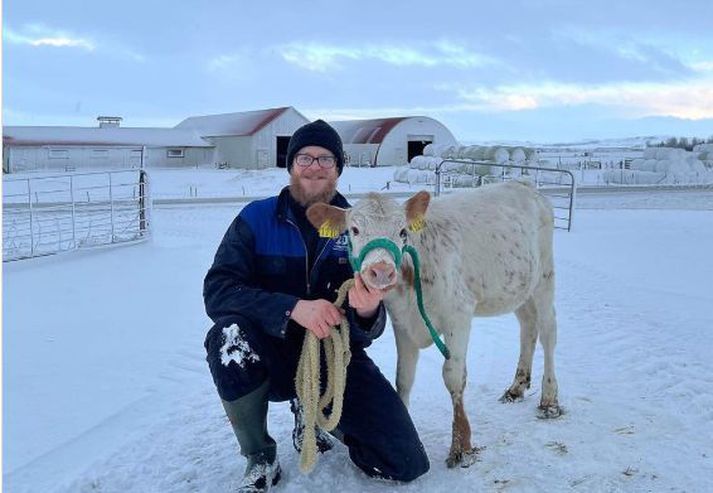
[456,114,713,148]
[461,136,666,150]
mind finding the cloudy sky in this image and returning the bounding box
[3,0,713,142]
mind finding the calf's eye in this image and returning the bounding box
[351,226,360,236]
[399,228,408,239]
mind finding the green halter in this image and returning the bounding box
[349,237,403,272]
[348,236,451,360]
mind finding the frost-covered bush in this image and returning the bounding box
[393,166,410,182]
[627,147,712,184]
[510,148,527,163]
[603,170,666,185]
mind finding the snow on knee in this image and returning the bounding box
[219,324,260,368]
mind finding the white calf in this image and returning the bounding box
[307,180,561,468]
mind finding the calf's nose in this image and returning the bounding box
[365,262,396,286]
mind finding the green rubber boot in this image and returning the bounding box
[222,380,281,492]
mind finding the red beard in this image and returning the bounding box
[289,172,338,207]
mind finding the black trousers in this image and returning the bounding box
[205,315,430,482]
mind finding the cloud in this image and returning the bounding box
[308,77,713,122]
[277,40,498,72]
[4,25,95,51]
[205,50,260,83]
[207,53,248,72]
[3,24,145,62]
[302,103,499,121]
[690,61,713,73]
[440,80,713,119]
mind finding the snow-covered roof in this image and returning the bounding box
[175,107,300,137]
[328,117,408,144]
[2,126,213,148]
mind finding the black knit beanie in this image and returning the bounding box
[286,119,344,175]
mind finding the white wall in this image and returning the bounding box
[207,136,254,169]
[4,145,215,172]
[5,146,141,173]
[343,144,380,167]
[145,147,215,168]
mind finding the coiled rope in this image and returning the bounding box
[295,279,354,473]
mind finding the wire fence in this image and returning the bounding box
[3,169,150,261]
[434,160,576,231]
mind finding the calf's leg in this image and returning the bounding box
[441,322,478,468]
[537,302,561,418]
[395,330,420,408]
[500,298,538,402]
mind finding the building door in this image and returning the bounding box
[129,148,143,168]
[256,149,269,169]
[408,139,432,162]
[276,136,290,168]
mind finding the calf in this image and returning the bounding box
[307,180,561,468]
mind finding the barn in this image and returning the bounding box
[2,117,214,173]
[175,106,309,169]
[329,116,458,167]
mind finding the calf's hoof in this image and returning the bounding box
[445,446,482,469]
[537,403,563,419]
[499,388,524,403]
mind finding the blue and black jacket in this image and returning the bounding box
[203,187,386,348]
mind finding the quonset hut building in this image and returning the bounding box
[329,116,458,167]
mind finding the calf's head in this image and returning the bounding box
[306,191,431,290]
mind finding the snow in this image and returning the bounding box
[220,324,261,368]
[147,166,404,200]
[3,168,713,492]
[175,108,292,137]
[3,126,211,147]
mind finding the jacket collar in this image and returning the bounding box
[275,186,350,223]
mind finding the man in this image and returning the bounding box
[203,119,429,492]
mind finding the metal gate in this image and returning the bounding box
[3,169,150,261]
[435,160,576,231]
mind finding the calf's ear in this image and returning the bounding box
[404,191,431,232]
[306,203,348,238]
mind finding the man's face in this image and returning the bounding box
[289,145,339,207]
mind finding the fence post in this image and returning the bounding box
[70,174,77,248]
[139,170,147,233]
[27,178,35,256]
[108,172,115,242]
[434,160,443,196]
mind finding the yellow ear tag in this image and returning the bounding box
[319,221,340,239]
[409,216,426,232]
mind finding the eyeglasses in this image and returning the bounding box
[294,153,337,168]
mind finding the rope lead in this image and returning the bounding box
[295,279,353,473]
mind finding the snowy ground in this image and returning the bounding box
[147,166,402,200]
[3,169,713,492]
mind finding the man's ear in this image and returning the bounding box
[306,203,348,238]
[404,191,431,232]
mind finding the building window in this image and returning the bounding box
[167,148,185,158]
[91,149,109,158]
[48,149,69,159]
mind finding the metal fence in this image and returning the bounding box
[3,169,150,261]
[434,160,576,231]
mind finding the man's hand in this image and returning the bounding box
[348,273,386,319]
[291,299,344,339]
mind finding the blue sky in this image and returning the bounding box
[3,0,713,142]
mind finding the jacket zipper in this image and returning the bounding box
[312,240,331,289]
[285,218,311,295]
[286,217,332,297]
